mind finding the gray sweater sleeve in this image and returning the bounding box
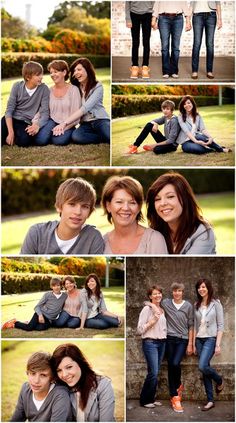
[34,292,48,316]
[166,117,180,144]
[97,378,115,422]
[125,1,131,22]
[5,82,19,118]
[152,116,165,125]
[99,293,107,312]
[215,300,224,332]
[184,227,216,255]
[37,85,50,128]
[20,224,40,254]
[81,84,103,115]
[49,386,73,422]
[88,229,105,254]
[10,385,26,422]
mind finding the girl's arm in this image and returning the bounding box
[215,300,224,355]
[216,3,222,29]
[76,312,87,330]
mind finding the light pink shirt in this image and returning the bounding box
[63,292,81,317]
[137,305,167,339]
[49,84,81,127]
[153,1,191,17]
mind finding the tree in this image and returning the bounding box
[1,7,37,38]
[47,0,110,25]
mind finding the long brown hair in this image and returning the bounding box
[85,273,102,299]
[51,343,98,410]
[195,278,215,310]
[179,95,198,122]
[146,172,207,254]
[70,57,97,98]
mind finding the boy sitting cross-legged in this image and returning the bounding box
[128,100,180,155]
[2,277,67,331]
[1,61,50,147]
[10,351,72,421]
[20,177,104,254]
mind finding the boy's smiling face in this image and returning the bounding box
[25,73,43,89]
[51,283,61,295]
[57,200,92,239]
[27,368,53,399]
[162,106,173,119]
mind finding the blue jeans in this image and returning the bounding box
[34,118,74,146]
[182,132,223,154]
[158,15,184,75]
[192,12,216,73]
[196,337,222,402]
[140,339,166,406]
[166,336,188,397]
[72,119,110,144]
[85,313,119,329]
[51,310,81,328]
[1,116,33,147]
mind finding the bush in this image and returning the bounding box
[1,272,123,294]
[2,53,110,78]
[112,95,232,118]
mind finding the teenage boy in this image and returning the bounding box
[20,177,105,254]
[162,282,193,413]
[2,61,50,147]
[2,277,67,331]
[128,100,180,154]
[10,351,72,421]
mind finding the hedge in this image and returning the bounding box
[2,53,110,78]
[112,95,233,118]
[1,272,123,294]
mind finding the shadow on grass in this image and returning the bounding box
[2,143,110,167]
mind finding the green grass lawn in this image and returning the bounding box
[2,195,235,254]
[2,340,124,422]
[112,104,235,166]
[1,286,125,339]
[1,69,111,166]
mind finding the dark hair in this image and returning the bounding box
[146,171,207,254]
[179,95,198,122]
[51,343,98,410]
[195,278,214,309]
[70,57,97,98]
[50,277,62,288]
[47,59,69,81]
[147,285,163,301]
[161,99,175,111]
[22,61,43,80]
[85,273,102,299]
[171,282,185,291]
[101,175,144,224]
[63,275,77,288]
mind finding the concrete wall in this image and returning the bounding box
[112,1,235,57]
[126,257,235,400]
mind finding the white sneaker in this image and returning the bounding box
[162,74,169,78]
[153,401,162,406]
[144,403,155,408]
[172,73,179,78]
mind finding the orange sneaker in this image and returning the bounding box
[129,66,139,79]
[128,145,138,154]
[177,384,184,398]
[141,66,150,79]
[170,396,184,413]
[143,145,153,151]
[2,318,17,330]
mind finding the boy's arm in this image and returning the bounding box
[125,2,132,27]
[5,117,15,145]
[10,386,26,422]
[50,388,72,422]
[166,118,180,144]
[20,225,39,254]
[89,231,105,254]
[34,293,48,318]
[38,85,50,128]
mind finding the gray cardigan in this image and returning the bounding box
[194,299,224,337]
[34,291,67,320]
[81,82,109,121]
[20,220,104,255]
[125,2,154,22]
[70,376,115,422]
[5,81,50,128]
[162,298,194,339]
[10,382,72,422]
[180,223,216,255]
[79,288,107,318]
[152,115,180,145]
[176,114,205,145]
[191,1,220,12]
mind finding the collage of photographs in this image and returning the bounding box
[1,0,235,422]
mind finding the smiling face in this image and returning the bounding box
[87,277,97,292]
[27,368,52,398]
[172,288,184,303]
[64,279,75,292]
[154,184,183,229]
[52,282,61,295]
[73,63,88,85]
[26,73,43,88]
[183,99,194,115]
[162,106,173,119]
[149,289,162,305]
[56,356,81,387]
[198,282,208,299]
[106,189,140,228]
[49,67,66,84]
[57,200,91,238]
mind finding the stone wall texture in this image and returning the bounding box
[112,1,235,57]
[126,257,235,400]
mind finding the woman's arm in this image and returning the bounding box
[215,300,224,355]
[137,305,160,335]
[216,3,222,29]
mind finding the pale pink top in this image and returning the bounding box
[137,305,167,339]
[103,227,168,255]
[153,1,191,17]
[49,84,81,126]
[63,292,81,317]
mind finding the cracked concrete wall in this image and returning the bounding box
[126,257,235,400]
